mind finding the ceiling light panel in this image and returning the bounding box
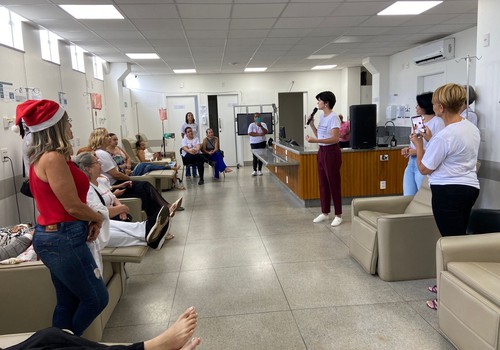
[378,1,443,16]
[244,67,267,72]
[59,5,124,19]
[126,53,160,59]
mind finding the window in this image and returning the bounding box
[40,29,60,64]
[70,44,86,72]
[92,55,105,80]
[0,7,25,50]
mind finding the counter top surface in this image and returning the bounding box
[274,141,409,154]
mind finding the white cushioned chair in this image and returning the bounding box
[436,232,500,350]
[350,177,441,281]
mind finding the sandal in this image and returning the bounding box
[426,299,438,310]
[428,285,438,293]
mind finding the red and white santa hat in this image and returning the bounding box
[16,99,65,133]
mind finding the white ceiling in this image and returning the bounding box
[0,0,478,75]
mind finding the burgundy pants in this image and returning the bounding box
[317,144,342,216]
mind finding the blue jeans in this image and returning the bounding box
[130,162,168,176]
[185,164,197,177]
[33,221,109,336]
[403,156,425,196]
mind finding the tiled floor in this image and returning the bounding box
[102,167,454,349]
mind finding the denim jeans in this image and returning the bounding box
[403,156,425,196]
[33,221,109,336]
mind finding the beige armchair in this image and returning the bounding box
[436,232,500,350]
[350,177,441,281]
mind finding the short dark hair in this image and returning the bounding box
[315,91,336,108]
[416,92,434,115]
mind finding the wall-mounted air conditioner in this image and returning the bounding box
[413,38,455,65]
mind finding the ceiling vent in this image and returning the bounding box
[413,38,455,65]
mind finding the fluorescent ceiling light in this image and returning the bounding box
[244,67,267,72]
[307,55,336,60]
[59,5,124,19]
[312,65,337,70]
[378,1,442,15]
[126,53,160,60]
[173,69,197,74]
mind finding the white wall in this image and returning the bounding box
[388,27,478,127]
[0,22,110,226]
[474,0,500,207]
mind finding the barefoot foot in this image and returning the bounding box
[144,306,197,350]
[181,337,201,350]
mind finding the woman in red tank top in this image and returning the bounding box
[16,99,108,336]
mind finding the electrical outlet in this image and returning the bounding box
[1,148,8,162]
[380,180,386,190]
[380,154,389,161]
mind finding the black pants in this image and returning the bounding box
[431,184,479,237]
[250,141,266,171]
[4,327,144,350]
[182,153,205,180]
[118,180,169,218]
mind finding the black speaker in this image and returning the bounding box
[350,104,376,149]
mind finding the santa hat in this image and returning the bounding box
[16,99,65,133]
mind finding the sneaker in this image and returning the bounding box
[313,213,329,223]
[148,221,173,250]
[174,181,185,190]
[257,170,263,176]
[198,179,204,185]
[251,171,257,176]
[331,216,343,227]
[146,206,169,243]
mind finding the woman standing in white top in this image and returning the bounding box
[247,112,268,176]
[306,91,343,227]
[401,92,445,195]
[411,84,480,311]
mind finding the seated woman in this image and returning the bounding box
[106,133,132,175]
[88,128,184,217]
[201,128,232,179]
[74,152,173,249]
[181,127,206,185]
[133,140,184,190]
[0,225,33,261]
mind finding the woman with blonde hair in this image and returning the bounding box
[17,99,108,336]
[89,128,183,219]
[411,83,480,310]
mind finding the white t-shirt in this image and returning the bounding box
[95,149,119,185]
[181,136,201,156]
[88,176,115,208]
[460,107,478,127]
[180,122,198,138]
[409,116,445,150]
[317,112,340,146]
[248,122,268,144]
[422,119,480,188]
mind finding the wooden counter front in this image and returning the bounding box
[270,143,407,201]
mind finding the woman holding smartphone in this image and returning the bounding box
[411,84,480,310]
[401,92,445,195]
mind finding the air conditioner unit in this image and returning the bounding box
[413,38,455,65]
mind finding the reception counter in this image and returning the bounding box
[260,142,408,206]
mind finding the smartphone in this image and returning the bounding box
[411,116,425,135]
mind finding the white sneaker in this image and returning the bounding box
[251,171,257,176]
[257,170,263,176]
[331,216,343,227]
[313,213,329,223]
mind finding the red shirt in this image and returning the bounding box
[30,160,89,225]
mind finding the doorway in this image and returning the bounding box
[207,94,239,166]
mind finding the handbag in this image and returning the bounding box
[20,179,33,198]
